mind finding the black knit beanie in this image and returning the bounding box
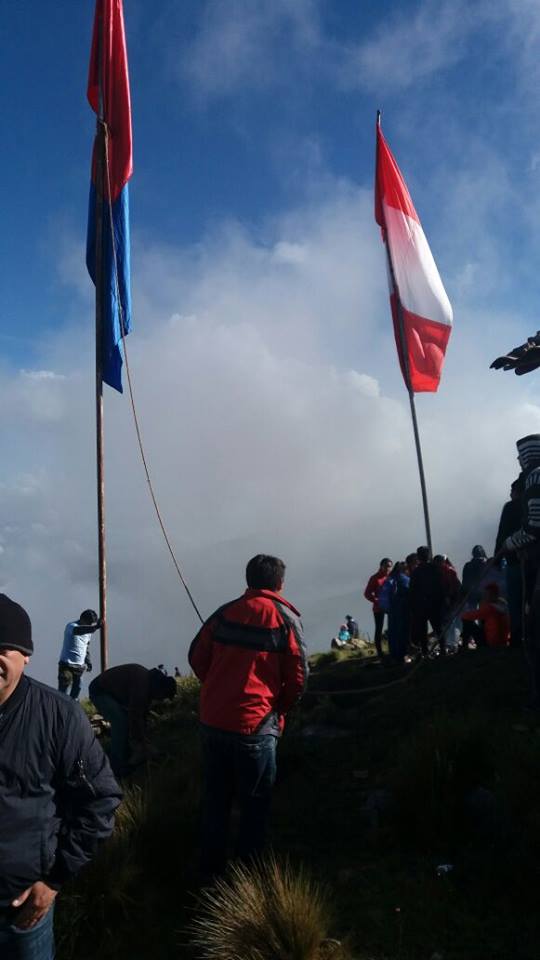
[0,594,33,656]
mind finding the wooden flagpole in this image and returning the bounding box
[95,16,108,671]
[376,110,433,556]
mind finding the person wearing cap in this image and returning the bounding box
[0,594,121,957]
[58,608,101,701]
[504,435,540,706]
[89,664,177,777]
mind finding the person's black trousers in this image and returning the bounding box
[373,610,385,657]
[411,609,445,656]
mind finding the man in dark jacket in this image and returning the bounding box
[460,546,488,649]
[504,436,540,705]
[189,554,308,878]
[89,665,177,778]
[0,594,121,958]
[495,478,524,647]
[409,546,446,655]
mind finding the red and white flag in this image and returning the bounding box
[375,122,452,393]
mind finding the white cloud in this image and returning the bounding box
[2,169,537,692]
[178,0,322,103]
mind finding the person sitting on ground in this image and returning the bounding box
[58,608,101,701]
[0,594,121,957]
[461,583,510,648]
[188,553,308,879]
[345,615,360,640]
[338,623,351,645]
[174,666,181,678]
[364,558,393,657]
[409,546,446,656]
[89,664,177,778]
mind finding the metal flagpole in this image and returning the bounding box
[376,110,434,556]
[94,15,108,671]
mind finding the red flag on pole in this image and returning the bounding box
[375,121,452,393]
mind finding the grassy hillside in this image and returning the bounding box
[56,649,540,959]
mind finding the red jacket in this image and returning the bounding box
[188,589,308,736]
[461,601,510,648]
[364,572,388,613]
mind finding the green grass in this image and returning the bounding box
[56,651,540,959]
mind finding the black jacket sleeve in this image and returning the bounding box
[46,705,122,888]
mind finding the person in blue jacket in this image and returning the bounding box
[386,562,411,662]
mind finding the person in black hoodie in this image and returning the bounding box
[460,545,488,649]
[409,546,446,656]
[495,477,524,647]
[0,594,121,957]
[504,435,540,706]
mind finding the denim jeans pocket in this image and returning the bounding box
[10,906,53,935]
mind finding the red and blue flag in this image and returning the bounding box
[86,0,132,393]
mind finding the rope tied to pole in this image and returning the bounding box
[102,122,205,626]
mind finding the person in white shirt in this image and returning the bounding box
[58,609,101,700]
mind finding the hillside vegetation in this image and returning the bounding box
[57,649,540,960]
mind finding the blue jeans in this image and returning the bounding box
[0,906,55,959]
[200,725,277,878]
[89,692,130,777]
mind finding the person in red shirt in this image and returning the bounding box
[364,558,393,657]
[189,554,307,879]
[461,583,510,648]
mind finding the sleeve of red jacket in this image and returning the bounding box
[277,614,308,714]
[364,574,377,603]
[188,620,215,681]
[462,603,490,622]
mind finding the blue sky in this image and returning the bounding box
[2,0,540,679]
[3,0,540,359]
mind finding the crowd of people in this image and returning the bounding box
[363,547,510,661]
[361,433,540,689]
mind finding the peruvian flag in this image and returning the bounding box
[375,121,452,393]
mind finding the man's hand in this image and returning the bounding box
[11,882,58,929]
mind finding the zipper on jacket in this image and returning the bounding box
[74,758,97,797]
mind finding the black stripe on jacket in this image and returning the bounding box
[213,612,289,652]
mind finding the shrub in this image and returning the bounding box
[189,855,346,960]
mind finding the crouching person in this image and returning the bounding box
[189,554,308,880]
[0,594,122,959]
[89,665,177,778]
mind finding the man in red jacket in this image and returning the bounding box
[189,554,307,878]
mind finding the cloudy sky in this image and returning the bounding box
[2,0,540,686]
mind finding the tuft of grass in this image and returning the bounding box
[189,855,345,960]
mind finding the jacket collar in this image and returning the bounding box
[0,673,29,720]
[244,588,301,616]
